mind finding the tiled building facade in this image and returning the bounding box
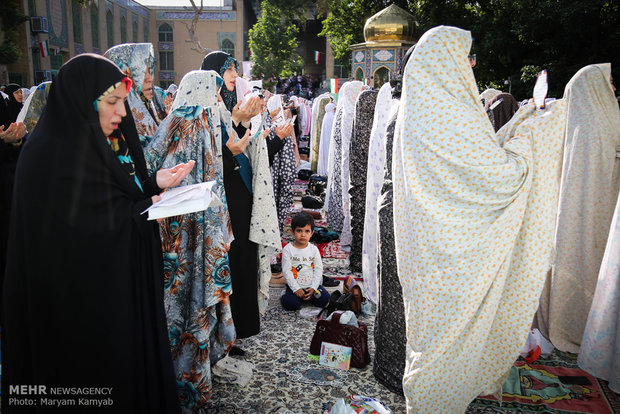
[8,0,248,88]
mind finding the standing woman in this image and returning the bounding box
[201,51,280,341]
[0,83,26,299]
[144,70,236,409]
[317,102,335,176]
[542,64,620,352]
[268,95,296,232]
[1,54,193,412]
[105,43,166,147]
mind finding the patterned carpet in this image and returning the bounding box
[197,179,620,413]
[202,288,620,414]
[202,288,405,414]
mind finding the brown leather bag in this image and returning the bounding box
[309,311,370,368]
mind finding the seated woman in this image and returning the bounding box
[1,54,193,413]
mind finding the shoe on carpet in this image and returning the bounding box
[322,276,340,287]
[229,345,246,356]
[269,273,286,288]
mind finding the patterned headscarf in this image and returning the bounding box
[201,51,239,113]
[105,43,166,147]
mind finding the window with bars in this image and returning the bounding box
[221,39,234,57]
[333,58,346,79]
[158,23,173,42]
[72,1,82,44]
[106,10,114,49]
[143,20,149,42]
[159,51,174,71]
[120,16,127,43]
[91,5,99,48]
[132,19,138,43]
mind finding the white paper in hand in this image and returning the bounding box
[533,70,548,110]
[142,181,223,220]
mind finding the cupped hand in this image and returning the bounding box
[0,122,27,143]
[262,126,274,140]
[156,160,195,189]
[275,124,293,139]
[232,97,262,123]
[226,129,251,156]
[269,107,281,119]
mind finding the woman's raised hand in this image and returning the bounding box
[232,97,262,124]
[156,160,196,189]
[226,129,251,156]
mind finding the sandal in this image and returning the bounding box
[269,273,286,288]
[343,275,365,315]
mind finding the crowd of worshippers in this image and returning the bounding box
[1,23,619,413]
[275,74,321,99]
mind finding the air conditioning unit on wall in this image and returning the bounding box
[34,70,52,84]
[30,17,49,33]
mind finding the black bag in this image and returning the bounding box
[301,195,323,209]
[298,169,313,181]
[318,290,355,319]
[308,174,327,197]
[311,226,339,243]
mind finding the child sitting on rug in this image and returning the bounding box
[281,212,331,311]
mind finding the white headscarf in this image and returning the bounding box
[393,25,567,412]
[541,63,620,352]
[317,102,336,176]
[361,81,393,304]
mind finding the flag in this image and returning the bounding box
[314,51,321,64]
[330,78,339,94]
[39,40,49,58]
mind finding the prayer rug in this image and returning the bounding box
[316,239,349,259]
[471,351,618,413]
[292,179,309,195]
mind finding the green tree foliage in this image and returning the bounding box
[0,0,29,64]
[249,0,305,89]
[318,0,619,98]
[414,0,620,98]
[318,0,412,73]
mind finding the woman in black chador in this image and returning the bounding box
[1,54,193,412]
[200,51,265,341]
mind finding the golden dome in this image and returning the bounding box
[363,4,418,43]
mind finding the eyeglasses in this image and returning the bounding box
[468,54,476,60]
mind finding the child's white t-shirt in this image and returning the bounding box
[281,243,323,292]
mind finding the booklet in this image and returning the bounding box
[141,181,223,220]
[319,342,352,370]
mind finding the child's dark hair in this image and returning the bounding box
[291,212,314,231]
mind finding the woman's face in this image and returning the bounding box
[223,66,237,92]
[13,89,23,103]
[142,64,153,100]
[98,83,128,137]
